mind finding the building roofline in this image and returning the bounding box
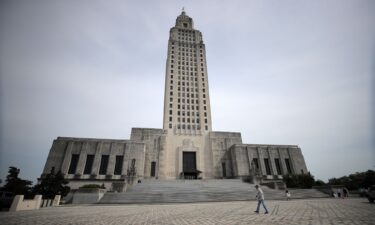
[234,143,299,148]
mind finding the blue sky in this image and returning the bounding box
[0,0,374,183]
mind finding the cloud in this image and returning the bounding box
[0,0,374,182]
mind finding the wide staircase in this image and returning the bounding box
[98,179,329,204]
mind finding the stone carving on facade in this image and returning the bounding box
[126,159,137,184]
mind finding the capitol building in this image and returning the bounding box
[40,10,308,190]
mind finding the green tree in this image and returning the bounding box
[283,173,315,189]
[1,167,32,195]
[328,170,375,190]
[33,167,70,198]
[314,179,326,186]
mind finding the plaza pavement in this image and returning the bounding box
[0,198,373,225]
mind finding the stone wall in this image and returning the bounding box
[40,129,309,186]
[229,144,308,178]
[208,131,242,178]
[41,137,146,187]
[130,128,166,178]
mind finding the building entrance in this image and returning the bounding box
[182,152,197,179]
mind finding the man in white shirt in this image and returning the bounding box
[254,185,269,214]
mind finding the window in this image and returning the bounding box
[205,125,208,130]
[285,159,293,174]
[150,162,156,177]
[252,158,259,169]
[68,154,80,174]
[99,155,109,175]
[169,110,172,115]
[114,155,124,175]
[83,154,95,175]
[222,162,226,177]
[274,158,282,175]
[264,159,272,175]
[169,124,172,128]
[169,117,172,122]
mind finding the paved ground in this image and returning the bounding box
[0,198,373,225]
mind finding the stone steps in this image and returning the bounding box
[99,179,329,204]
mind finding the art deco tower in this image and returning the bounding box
[163,10,212,134]
[161,10,214,179]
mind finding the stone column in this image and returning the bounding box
[107,143,115,176]
[245,146,252,176]
[287,148,296,174]
[121,143,127,176]
[278,148,288,175]
[257,147,266,176]
[75,142,88,175]
[60,141,74,175]
[268,148,277,175]
[91,142,103,176]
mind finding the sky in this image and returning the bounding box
[0,0,374,184]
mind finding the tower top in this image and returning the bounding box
[176,9,194,29]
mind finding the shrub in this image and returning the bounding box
[80,184,105,189]
[283,173,315,189]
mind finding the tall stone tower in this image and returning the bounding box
[161,10,214,179]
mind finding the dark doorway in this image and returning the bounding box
[150,162,156,177]
[183,152,197,179]
[222,162,226,177]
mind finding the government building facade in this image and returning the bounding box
[40,11,308,190]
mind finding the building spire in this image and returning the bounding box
[182,6,186,15]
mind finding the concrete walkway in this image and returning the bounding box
[0,198,373,225]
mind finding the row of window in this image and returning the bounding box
[171,71,205,77]
[170,55,204,61]
[170,100,208,108]
[170,51,204,58]
[178,29,195,35]
[171,74,204,81]
[167,124,208,130]
[170,58,204,64]
[169,89,206,97]
[171,64,204,70]
[171,41,204,49]
[170,79,205,85]
[252,158,293,175]
[171,45,203,53]
[68,154,135,176]
[177,36,195,42]
[169,93,206,100]
[169,107,208,115]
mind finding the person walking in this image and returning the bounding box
[285,189,291,200]
[254,185,269,214]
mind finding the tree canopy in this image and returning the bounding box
[328,170,375,190]
[33,167,70,198]
[1,167,33,196]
